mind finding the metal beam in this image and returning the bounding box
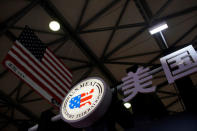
[109,43,197,62]
[192,33,197,42]
[40,0,118,84]
[159,94,176,100]
[166,98,179,109]
[16,83,22,101]
[108,50,161,61]
[101,0,130,58]
[9,81,24,97]
[0,90,39,122]
[52,41,66,53]
[156,5,197,23]
[5,30,17,41]
[134,0,152,22]
[75,67,94,84]
[58,56,89,64]
[0,0,40,36]
[157,90,177,96]
[21,98,43,104]
[75,0,90,30]
[103,4,197,60]
[19,90,34,102]
[134,0,168,50]
[79,22,146,34]
[46,36,68,46]
[70,64,92,72]
[152,0,173,19]
[10,26,65,36]
[104,61,159,66]
[78,0,121,31]
[104,26,147,59]
[171,24,197,47]
[156,81,169,90]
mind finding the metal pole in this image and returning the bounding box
[159,31,168,48]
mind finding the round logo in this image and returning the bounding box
[60,77,112,128]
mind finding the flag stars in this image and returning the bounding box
[18,26,47,61]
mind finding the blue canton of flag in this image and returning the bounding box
[69,95,81,109]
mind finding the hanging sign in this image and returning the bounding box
[160,45,197,84]
[60,77,112,128]
[119,45,197,102]
[121,67,156,102]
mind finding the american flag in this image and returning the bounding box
[69,89,94,109]
[3,26,72,107]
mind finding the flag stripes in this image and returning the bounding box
[3,26,72,106]
[46,49,72,79]
[6,53,62,103]
[4,39,72,105]
[15,41,70,94]
[5,60,53,101]
[12,45,66,97]
[42,56,71,89]
[44,51,72,83]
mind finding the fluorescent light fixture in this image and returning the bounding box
[49,21,60,31]
[149,21,168,35]
[124,102,131,109]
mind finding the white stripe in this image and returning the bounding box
[43,59,71,89]
[8,51,63,100]
[12,46,67,96]
[46,49,72,77]
[15,41,69,94]
[45,53,72,82]
[5,60,52,101]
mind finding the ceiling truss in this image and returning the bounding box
[0,0,197,130]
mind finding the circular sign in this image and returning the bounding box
[60,77,112,128]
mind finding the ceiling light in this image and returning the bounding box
[149,21,168,35]
[124,102,131,109]
[49,21,60,31]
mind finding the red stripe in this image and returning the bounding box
[46,50,72,80]
[15,43,68,94]
[80,95,93,103]
[6,54,62,103]
[43,56,71,88]
[2,57,60,109]
[47,49,72,75]
[45,53,72,84]
[42,61,69,93]
[10,48,65,98]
